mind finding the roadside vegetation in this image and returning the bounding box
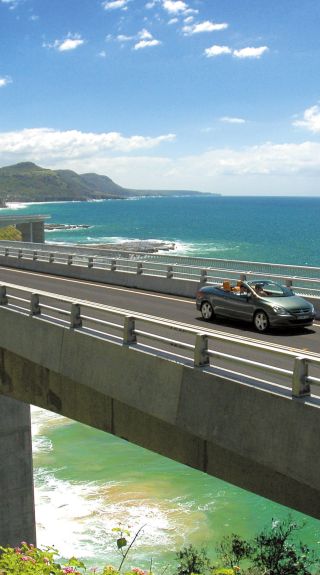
[0,517,319,575]
[0,225,22,241]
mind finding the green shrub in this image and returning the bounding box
[175,544,211,575]
[0,225,22,240]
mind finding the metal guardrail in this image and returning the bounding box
[1,282,319,399]
[1,244,320,298]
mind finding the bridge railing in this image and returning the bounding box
[1,282,320,399]
[1,244,320,298]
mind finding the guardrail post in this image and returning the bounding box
[70,303,82,328]
[4,247,9,257]
[123,316,137,344]
[49,253,55,263]
[88,257,94,268]
[110,259,117,271]
[240,273,246,281]
[30,293,41,316]
[200,269,207,284]
[285,278,293,287]
[67,255,73,265]
[18,249,23,259]
[0,286,8,305]
[137,262,143,275]
[194,334,210,367]
[33,250,38,261]
[292,356,310,397]
[166,265,173,279]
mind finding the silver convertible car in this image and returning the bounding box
[196,279,315,332]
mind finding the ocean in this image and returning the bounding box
[2,195,320,567]
[4,195,320,265]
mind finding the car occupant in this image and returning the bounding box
[254,283,268,296]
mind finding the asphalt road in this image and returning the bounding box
[1,265,319,357]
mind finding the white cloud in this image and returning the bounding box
[0,128,176,165]
[0,76,12,87]
[205,45,268,59]
[138,28,153,40]
[293,105,320,133]
[204,45,231,57]
[102,0,129,10]
[233,46,268,59]
[134,38,161,49]
[0,0,18,8]
[168,17,179,24]
[2,132,320,194]
[43,34,85,52]
[162,0,188,14]
[116,34,133,41]
[183,20,228,35]
[220,117,245,124]
[133,29,160,49]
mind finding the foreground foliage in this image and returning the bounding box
[0,225,22,241]
[0,518,319,575]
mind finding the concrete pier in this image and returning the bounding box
[0,395,36,546]
[0,215,49,243]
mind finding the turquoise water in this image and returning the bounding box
[2,196,320,567]
[3,195,320,265]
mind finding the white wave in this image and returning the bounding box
[34,472,103,560]
[34,472,186,565]
[173,240,239,256]
[3,202,30,210]
[31,407,208,566]
[31,405,71,439]
[87,199,107,203]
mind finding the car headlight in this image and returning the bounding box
[272,305,290,315]
[310,304,315,314]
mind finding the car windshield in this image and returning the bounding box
[248,280,293,297]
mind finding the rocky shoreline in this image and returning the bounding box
[85,240,176,253]
[45,223,176,253]
[45,223,91,231]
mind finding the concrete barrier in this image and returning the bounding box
[1,305,320,527]
[0,255,201,297]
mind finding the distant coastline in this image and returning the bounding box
[0,162,214,203]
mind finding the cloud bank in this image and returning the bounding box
[1,128,320,194]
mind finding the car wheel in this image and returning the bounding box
[201,301,214,321]
[254,310,269,333]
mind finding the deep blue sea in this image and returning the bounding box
[3,195,320,265]
[2,196,320,568]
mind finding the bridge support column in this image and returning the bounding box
[16,221,45,243]
[0,395,36,547]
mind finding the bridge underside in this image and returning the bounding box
[1,307,320,545]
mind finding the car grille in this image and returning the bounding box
[291,307,312,318]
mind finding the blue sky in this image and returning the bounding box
[1,0,320,195]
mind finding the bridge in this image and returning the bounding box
[1,266,320,547]
[0,215,49,242]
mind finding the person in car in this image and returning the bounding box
[254,283,268,296]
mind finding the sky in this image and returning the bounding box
[1,0,320,195]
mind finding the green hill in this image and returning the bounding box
[0,162,206,202]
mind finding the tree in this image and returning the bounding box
[251,517,316,575]
[175,544,211,575]
[0,225,22,240]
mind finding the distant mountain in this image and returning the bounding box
[0,162,210,202]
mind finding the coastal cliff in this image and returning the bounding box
[0,162,211,202]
